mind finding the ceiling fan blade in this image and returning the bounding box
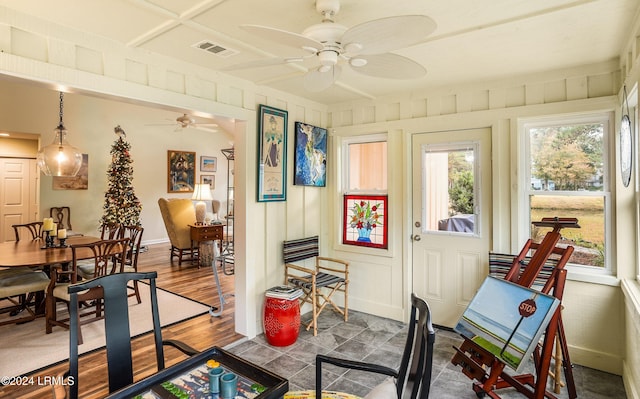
[342,15,436,55]
[304,65,342,92]
[221,56,305,71]
[350,53,426,79]
[240,24,323,52]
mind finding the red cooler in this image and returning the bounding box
[263,295,300,346]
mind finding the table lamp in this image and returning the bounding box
[192,183,213,224]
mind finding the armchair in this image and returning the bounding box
[158,198,198,267]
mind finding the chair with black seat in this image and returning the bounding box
[316,293,435,399]
[283,235,349,336]
[12,221,44,241]
[53,271,199,399]
[46,238,130,344]
[50,206,83,236]
[120,225,144,303]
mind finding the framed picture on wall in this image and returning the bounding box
[167,150,196,193]
[257,104,287,202]
[294,122,327,187]
[201,174,215,189]
[343,194,388,248]
[200,156,217,172]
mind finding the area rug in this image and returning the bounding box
[0,285,210,377]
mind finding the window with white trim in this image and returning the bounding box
[523,114,611,272]
[341,134,388,248]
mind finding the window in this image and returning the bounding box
[342,135,387,248]
[524,114,611,271]
[344,138,387,192]
[422,142,480,235]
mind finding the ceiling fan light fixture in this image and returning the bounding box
[350,58,367,67]
[177,114,195,127]
[318,50,338,67]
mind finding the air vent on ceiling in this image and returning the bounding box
[192,40,238,58]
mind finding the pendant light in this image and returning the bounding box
[36,92,83,177]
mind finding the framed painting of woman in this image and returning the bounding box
[257,105,288,202]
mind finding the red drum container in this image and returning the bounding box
[263,297,300,346]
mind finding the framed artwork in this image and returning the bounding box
[293,122,327,187]
[200,156,217,172]
[167,150,196,193]
[53,154,89,190]
[343,194,388,248]
[201,174,215,189]
[454,276,560,372]
[257,104,287,202]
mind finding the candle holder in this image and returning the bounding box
[58,237,68,248]
[41,230,55,249]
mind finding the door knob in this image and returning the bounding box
[413,235,421,241]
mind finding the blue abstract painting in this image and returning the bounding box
[294,122,327,187]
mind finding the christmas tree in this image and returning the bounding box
[100,126,142,227]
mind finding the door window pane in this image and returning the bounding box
[423,143,478,234]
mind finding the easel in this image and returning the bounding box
[451,217,579,399]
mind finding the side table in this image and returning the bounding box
[189,224,228,317]
[263,286,302,347]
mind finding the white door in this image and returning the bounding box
[0,158,39,242]
[411,128,491,327]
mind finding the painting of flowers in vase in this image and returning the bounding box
[343,194,388,248]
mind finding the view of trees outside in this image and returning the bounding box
[528,123,606,267]
[448,150,474,215]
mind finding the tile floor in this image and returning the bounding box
[226,309,627,398]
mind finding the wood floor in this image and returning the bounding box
[0,242,243,399]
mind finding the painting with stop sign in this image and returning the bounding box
[454,276,560,372]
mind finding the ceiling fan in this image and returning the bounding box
[230,0,437,91]
[148,114,218,133]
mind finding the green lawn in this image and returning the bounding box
[530,195,604,246]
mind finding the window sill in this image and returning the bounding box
[566,269,620,287]
[334,243,393,258]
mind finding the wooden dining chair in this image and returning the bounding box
[50,206,83,236]
[45,238,130,344]
[50,206,73,230]
[101,223,125,240]
[0,269,50,326]
[53,271,199,399]
[120,225,144,303]
[12,222,44,241]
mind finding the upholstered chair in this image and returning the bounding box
[158,198,198,266]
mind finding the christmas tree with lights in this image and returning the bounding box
[100,126,142,227]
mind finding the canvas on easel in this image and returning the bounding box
[454,276,560,373]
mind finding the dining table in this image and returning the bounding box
[0,235,102,316]
[0,235,102,269]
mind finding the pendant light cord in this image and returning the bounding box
[57,92,65,146]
